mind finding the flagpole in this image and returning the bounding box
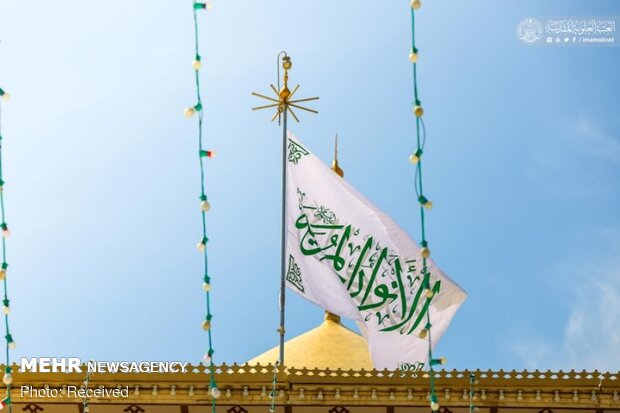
[251,53,319,367]
[278,105,288,365]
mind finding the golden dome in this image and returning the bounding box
[247,312,373,370]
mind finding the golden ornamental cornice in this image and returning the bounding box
[7,364,619,408]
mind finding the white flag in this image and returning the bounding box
[284,131,467,370]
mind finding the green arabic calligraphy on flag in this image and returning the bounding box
[285,131,467,370]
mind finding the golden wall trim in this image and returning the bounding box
[7,364,619,409]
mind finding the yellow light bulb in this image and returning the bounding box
[202,319,211,331]
[424,200,433,210]
[411,0,422,9]
[0,270,4,280]
[1,93,10,102]
[431,402,440,411]
[202,282,211,292]
[200,200,211,212]
[197,241,206,252]
[425,288,434,298]
[418,328,428,339]
[184,107,196,118]
[409,153,420,164]
[413,105,424,117]
[8,341,16,350]
[421,247,430,258]
[192,59,202,70]
[409,51,418,63]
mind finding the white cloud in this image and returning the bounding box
[561,268,620,369]
[512,229,620,371]
[512,339,553,371]
[570,118,620,163]
[527,118,619,200]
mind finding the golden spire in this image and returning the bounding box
[331,133,344,178]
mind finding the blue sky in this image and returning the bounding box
[0,0,618,371]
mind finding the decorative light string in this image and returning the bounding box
[406,1,446,411]
[469,372,479,413]
[268,361,279,413]
[184,0,219,408]
[82,370,91,413]
[0,87,14,413]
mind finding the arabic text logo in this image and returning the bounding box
[517,18,543,43]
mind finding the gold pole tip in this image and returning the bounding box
[332,134,344,177]
[324,311,341,324]
[282,56,292,70]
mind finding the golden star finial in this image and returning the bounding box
[251,53,319,123]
